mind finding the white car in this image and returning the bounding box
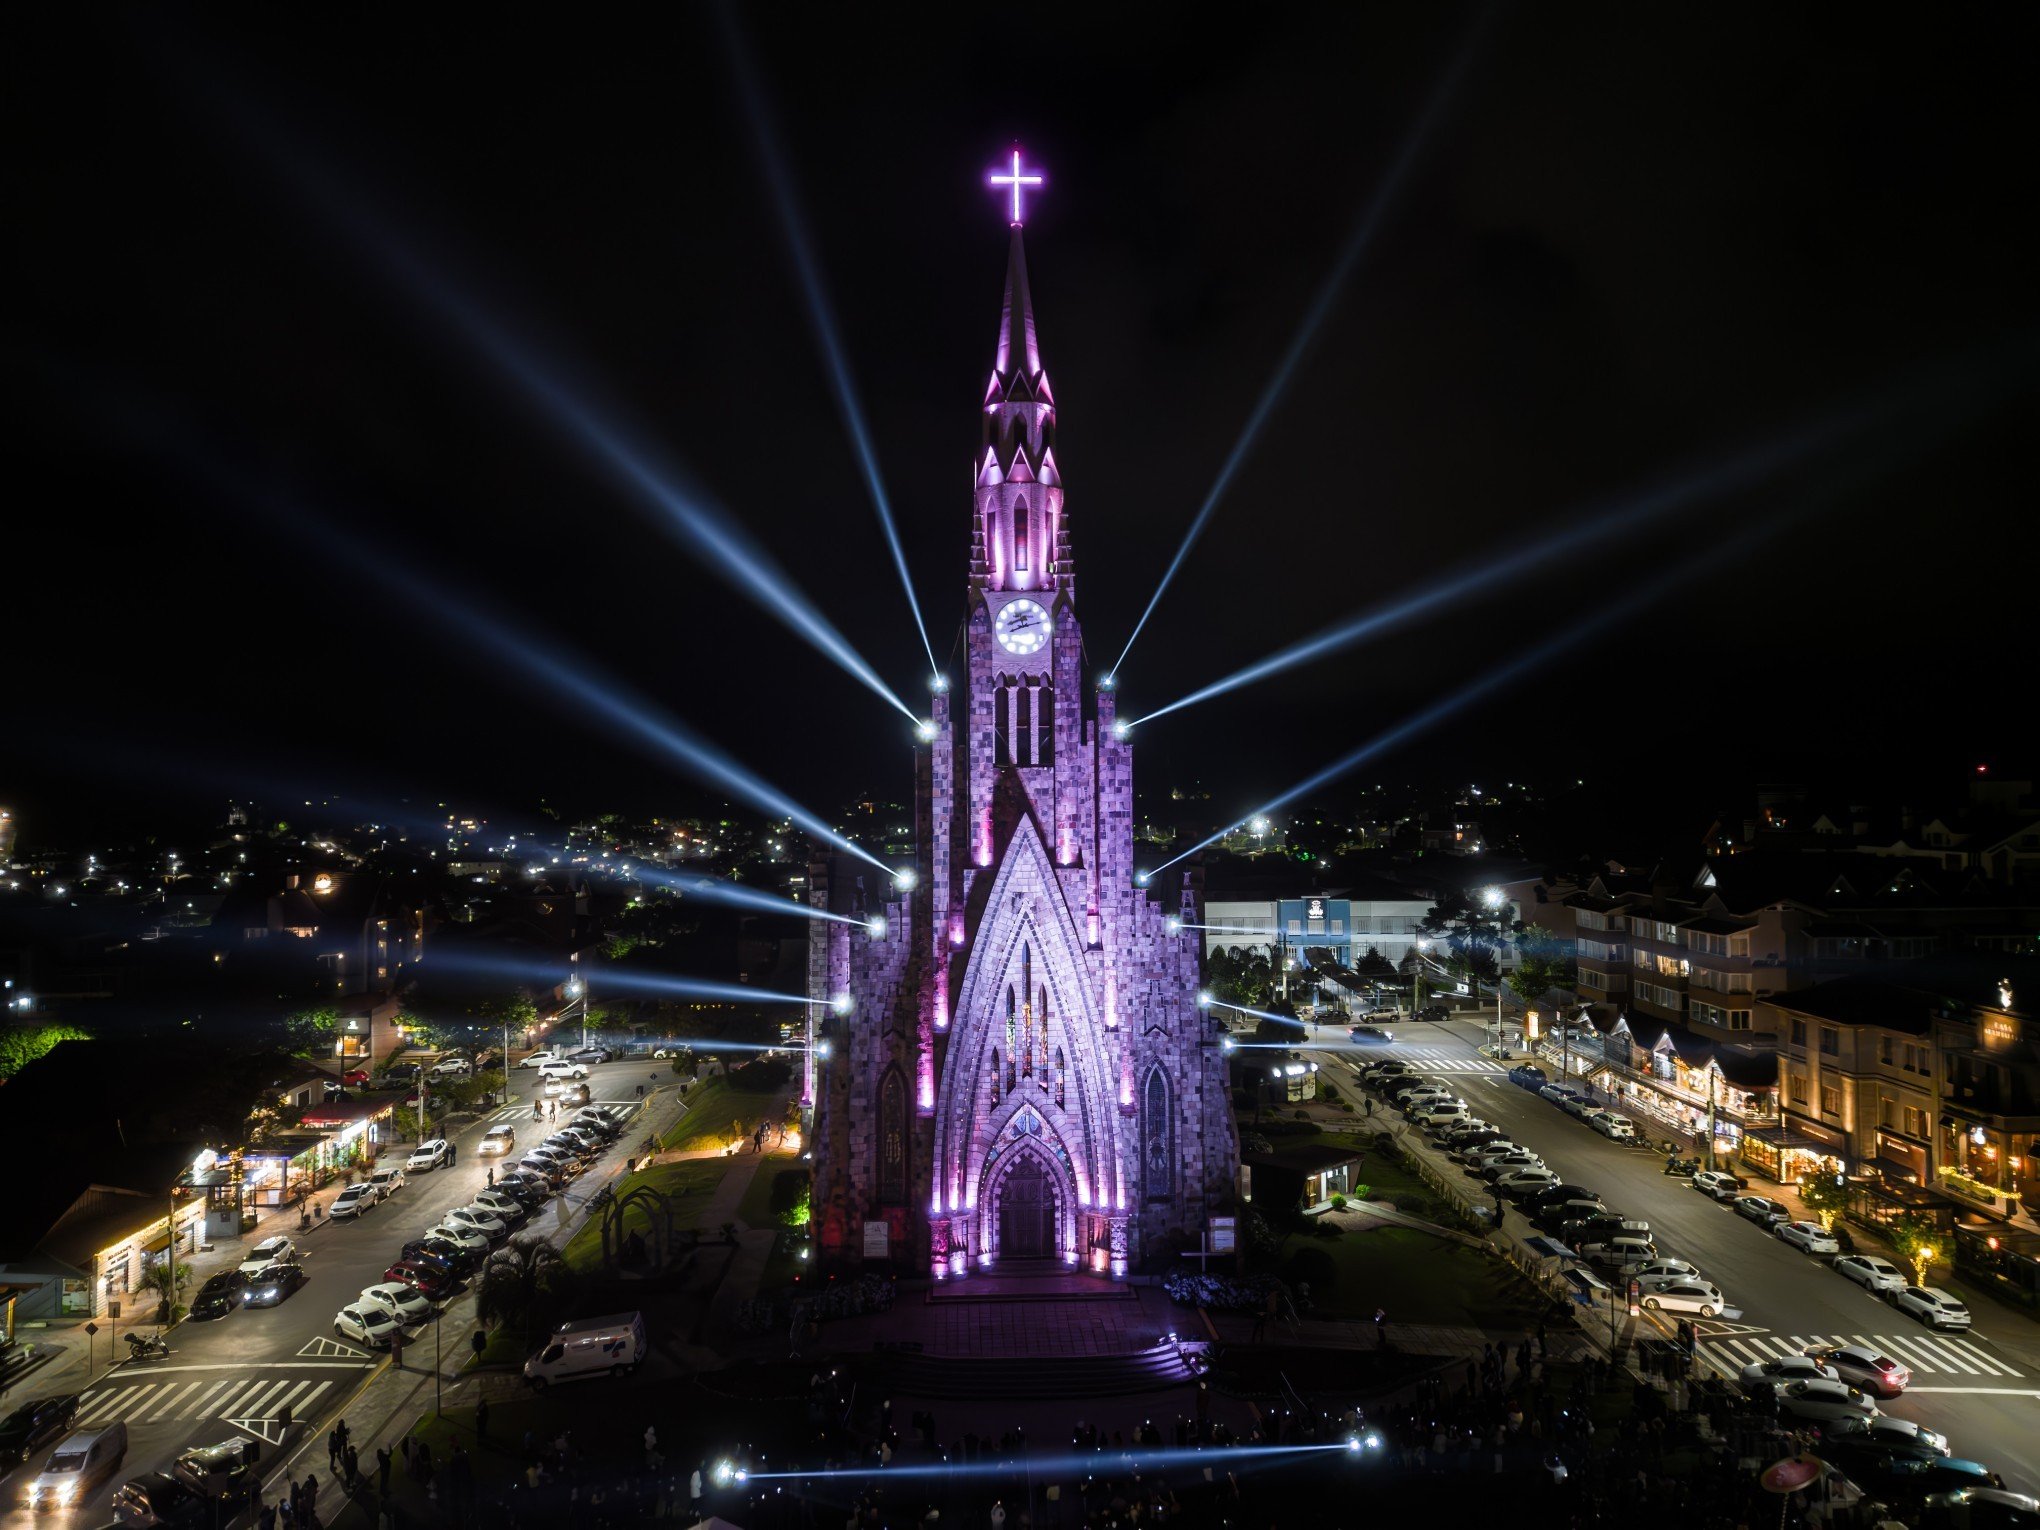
[1633,1259,1704,1291]
[427,1222,490,1254]
[1733,1195,1791,1226]
[1413,1102,1470,1128]
[1639,1280,1726,1317]
[429,1057,473,1078]
[444,1206,507,1239]
[1889,1285,1971,1331]
[369,1166,407,1196]
[237,1235,295,1277]
[358,1282,433,1325]
[1809,1344,1911,1398]
[1824,1415,1950,1456]
[1833,1254,1907,1294]
[1497,1168,1563,1198]
[1478,1155,1546,1184]
[406,1140,452,1173]
[539,1061,590,1082]
[1739,1355,1839,1391]
[1775,1378,1879,1423]
[334,1303,403,1349]
[1691,1169,1742,1201]
[1587,1112,1637,1141]
[518,1051,560,1070]
[1467,1143,1532,1170]
[1775,1219,1840,1255]
[473,1190,529,1225]
[328,1183,381,1220]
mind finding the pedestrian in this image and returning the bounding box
[1373,1307,1389,1347]
[329,1428,344,1475]
[399,1435,414,1471]
[377,1446,393,1497]
[487,1164,495,1187]
[448,1141,457,1165]
[302,1474,320,1523]
[344,1443,360,1491]
[476,1394,489,1445]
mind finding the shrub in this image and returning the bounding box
[1162,1270,1282,1311]
[1391,1194,1432,1215]
[1328,1193,1348,1211]
[770,1168,811,1228]
[1283,1246,1338,1291]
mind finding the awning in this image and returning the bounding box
[1870,1155,1923,1182]
[143,1232,172,1255]
[1562,1267,1610,1302]
[1523,1236,1576,1260]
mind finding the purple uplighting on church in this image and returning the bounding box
[807,172,1237,1278]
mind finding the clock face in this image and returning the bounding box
[995,598,1051,655]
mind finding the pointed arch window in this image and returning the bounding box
[1054,1046,1066,1109]
[1143,1070,1173,1202]
[990,1049,1002,1107]
[880,1069,907,1205]
[1014,498,1030,572]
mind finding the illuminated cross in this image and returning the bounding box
[988,148,1044,226]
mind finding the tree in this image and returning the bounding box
[769,1168,811,1227]
[1506,924,1578,1005]
[1886,1211,1946,1286]
[141,1260,193,1326]
[1253,996,1306,1045]
[1797,1167,1851,1232]
[0,1022,92,1080]
[475,1236,578,1336]
[282,1005,340,1057]
[1421,889,1522,984]
[1354,947,1396,982]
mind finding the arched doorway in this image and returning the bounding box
[998,1157,1057,1259]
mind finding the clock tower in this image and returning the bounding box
[807,170,1237,1280]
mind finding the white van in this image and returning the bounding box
[522,1311,647,1390]
[25,1421,128,1509]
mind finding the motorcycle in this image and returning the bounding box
[1663,1154,1700,1177]
[125,1333,170,1362]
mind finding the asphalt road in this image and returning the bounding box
[0,1055,662,1527]
[1315,1012,2040,1495]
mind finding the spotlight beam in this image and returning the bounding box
[197,73,919,725]
[1110,14,1491,680]
[420,949,826,1008]
[746,1440,1346,1485]
[1130,403,1870,728]
[629,866,871,929]
[718,2,938,681]
[1148,526,1780,878]
[117,420,894,879]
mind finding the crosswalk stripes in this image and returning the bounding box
[69,1376,337,1431]
[1698,1330,2022,1380]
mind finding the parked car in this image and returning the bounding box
[1587,1112,1638,1142]
[1923,1488,2040,1523]
[1497,1168,1563,1199]
[518,1051,561,1070]
[568,1047,611,1064]
[406,1139,452,1172]
[399,1239,476,1279]
[1348,1026,1393,1045]
[340,1069,371,1088]
[1640,1281,1727,1317]
[1534,1199,1606,1234]
[111,1469,203,1526]
[358,1282,434,1325]
[1823,1415,1950,1456]
[539,1061,590,1082]
[1414,1102,1471,1129]
[237,1235,295,1277]
[521,1311,648,1391]
[241,1263,309,1308]
[1557,1095,1600,1119]
[1776,1220,1841,1255]
[1631,1258,1703,1288]
[444,1206,507,1239]
[570,1110,622,1139]
[383,1259,459,1301]
[1833,1255,1908,1295]
[1414,1005,1450,1023]
[1825,1450,1995,1499]
[1478,1154,1546,1185]
[1774,1378,1879,1423]
[1739,1355,1839,1392]
[1447,1132,1509,1160]
[427,1223,491,1255]
[329,1182,381,1220]
[1689,1169,1743,1201]
[369,1166,407,1196]
[1733,1195,1792,1226]
[1525,1183,1597,1212]
[1889,1285,1972,1331]
[493,1173,553,1207]
[188,1271,249,1320]
[170,1438,260,1512]
[430,1056,473,1079]
[333,1303,404,1349]
[1578,1236,1657,1270]
[1563,1214,1651,1245]
[473,1190,530,1227]
[1507,1064,1548,1088]
[0,1394,81,1476]
[1809,1344,1910,1398]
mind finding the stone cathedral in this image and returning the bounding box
[807,205,1237,1279]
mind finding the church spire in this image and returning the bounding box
[993,224,1042,386]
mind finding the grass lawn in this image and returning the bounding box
[560,1158,731,1272]
[1306,1224,1543,1329]
[657,1077,785,1153]
[735,1151,800,1230]
[461,1329,531,1371]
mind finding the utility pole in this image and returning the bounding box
[1704,1067,1720,1171]
[166,1191,180,1328]
[419,1068,430,1148]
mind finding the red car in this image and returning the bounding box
[341,1069,371,1088]
[383,1259,458,1301]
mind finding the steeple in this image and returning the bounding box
[992,225,1044,389]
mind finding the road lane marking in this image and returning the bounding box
[239,1379,296,1418]
[188,1378,239,1416]
[1942,1337,2021,1377]
[1904,1387,2040,1397]
[144,1381,206,1422]
[215,1379,273,1418]
[73,1388,134,1426]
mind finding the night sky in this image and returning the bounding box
[9,7,2038,843]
